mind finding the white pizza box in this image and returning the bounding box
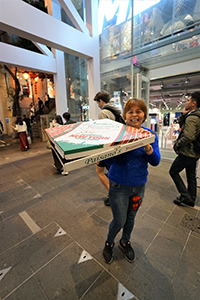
[45,119,155,172]
[45,119,155,160]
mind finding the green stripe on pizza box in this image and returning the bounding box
[55,140,104,155]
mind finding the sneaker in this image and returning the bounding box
[103,242,114,264]
[104,196,110,206]
[118,239,135,263]
[174,197,195,207]
[61,170,68,176]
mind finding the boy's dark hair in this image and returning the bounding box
[191,91,200,108]
[63,112,70,121]
[55,115,63,125]
[94,91,110,103]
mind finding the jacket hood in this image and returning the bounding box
[103,103,122,115]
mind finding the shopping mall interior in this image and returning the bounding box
[0,0,200,158]
[0,1,200,299]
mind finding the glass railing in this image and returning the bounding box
[100,0,200,61]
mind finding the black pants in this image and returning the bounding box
[52,149,63,171]
[169,154,198,201]
[51,146,79,171]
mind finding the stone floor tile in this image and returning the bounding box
[0,223,73,299]
[145,201,175,222]
[0,190,15,204]
[81,270,118,300]
[1,195,41,220]
[132,213,163,244]
[1,276,47,300]
[94,205,113,223]
[126,260,171,300]
[34,242,104,300]
[0,214,32,254]
[145,223,189,273]
[173,235,200,288]
[165,277,199,300]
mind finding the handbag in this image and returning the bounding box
[27,136,32,145]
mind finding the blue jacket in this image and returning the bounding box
[105,127,161,186]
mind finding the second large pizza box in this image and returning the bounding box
[45,119,155,161]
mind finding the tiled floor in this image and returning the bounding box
[0,141,200,300]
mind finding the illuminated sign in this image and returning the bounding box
[98,0,161,34]
[172,35,200,52]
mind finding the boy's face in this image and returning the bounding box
[97,99,104,109]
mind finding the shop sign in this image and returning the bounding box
[172,35,200,52]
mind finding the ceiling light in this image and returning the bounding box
[185,77,189,84]
[160,82,164,88]
[23,71,29,80]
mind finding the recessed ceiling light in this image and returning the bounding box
[185,78,189,84]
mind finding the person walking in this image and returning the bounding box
[169,91,200,207]
[12,116,29,151]
[37,97,44,115]
[23,114,33,141]
[94,91,123,206]
[29,103,35,123]
[49,115,66,174]
[44,92,50,109]
[102,98,160,264]
[0,117,6,146]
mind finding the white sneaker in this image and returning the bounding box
[61,170,68,176]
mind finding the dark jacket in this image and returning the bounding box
[174,109,200,158]
[0,120,4,133]
[23,117,31,129]
[64,119,76,125]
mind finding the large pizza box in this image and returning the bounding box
[45,119,155,172]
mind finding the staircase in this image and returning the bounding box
[32,122,41,139]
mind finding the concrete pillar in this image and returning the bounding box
[85,0,100,120]
[52,0,68,116]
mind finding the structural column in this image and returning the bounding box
[52,0,68,115]
[85,0,100,120]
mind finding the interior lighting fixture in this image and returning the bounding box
[185,77,189,84]
[23,71,29,81]
[160,81,164,88]
[161,97,169,109]
[34,76,39,83]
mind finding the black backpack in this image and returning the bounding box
[102,106,126,124]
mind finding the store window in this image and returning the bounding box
[133,0,200,48]
[64,53,89,122]
[61,0,84,27]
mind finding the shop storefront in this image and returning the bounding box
[99,0,200,158]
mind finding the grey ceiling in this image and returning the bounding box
[150,71,200,109]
